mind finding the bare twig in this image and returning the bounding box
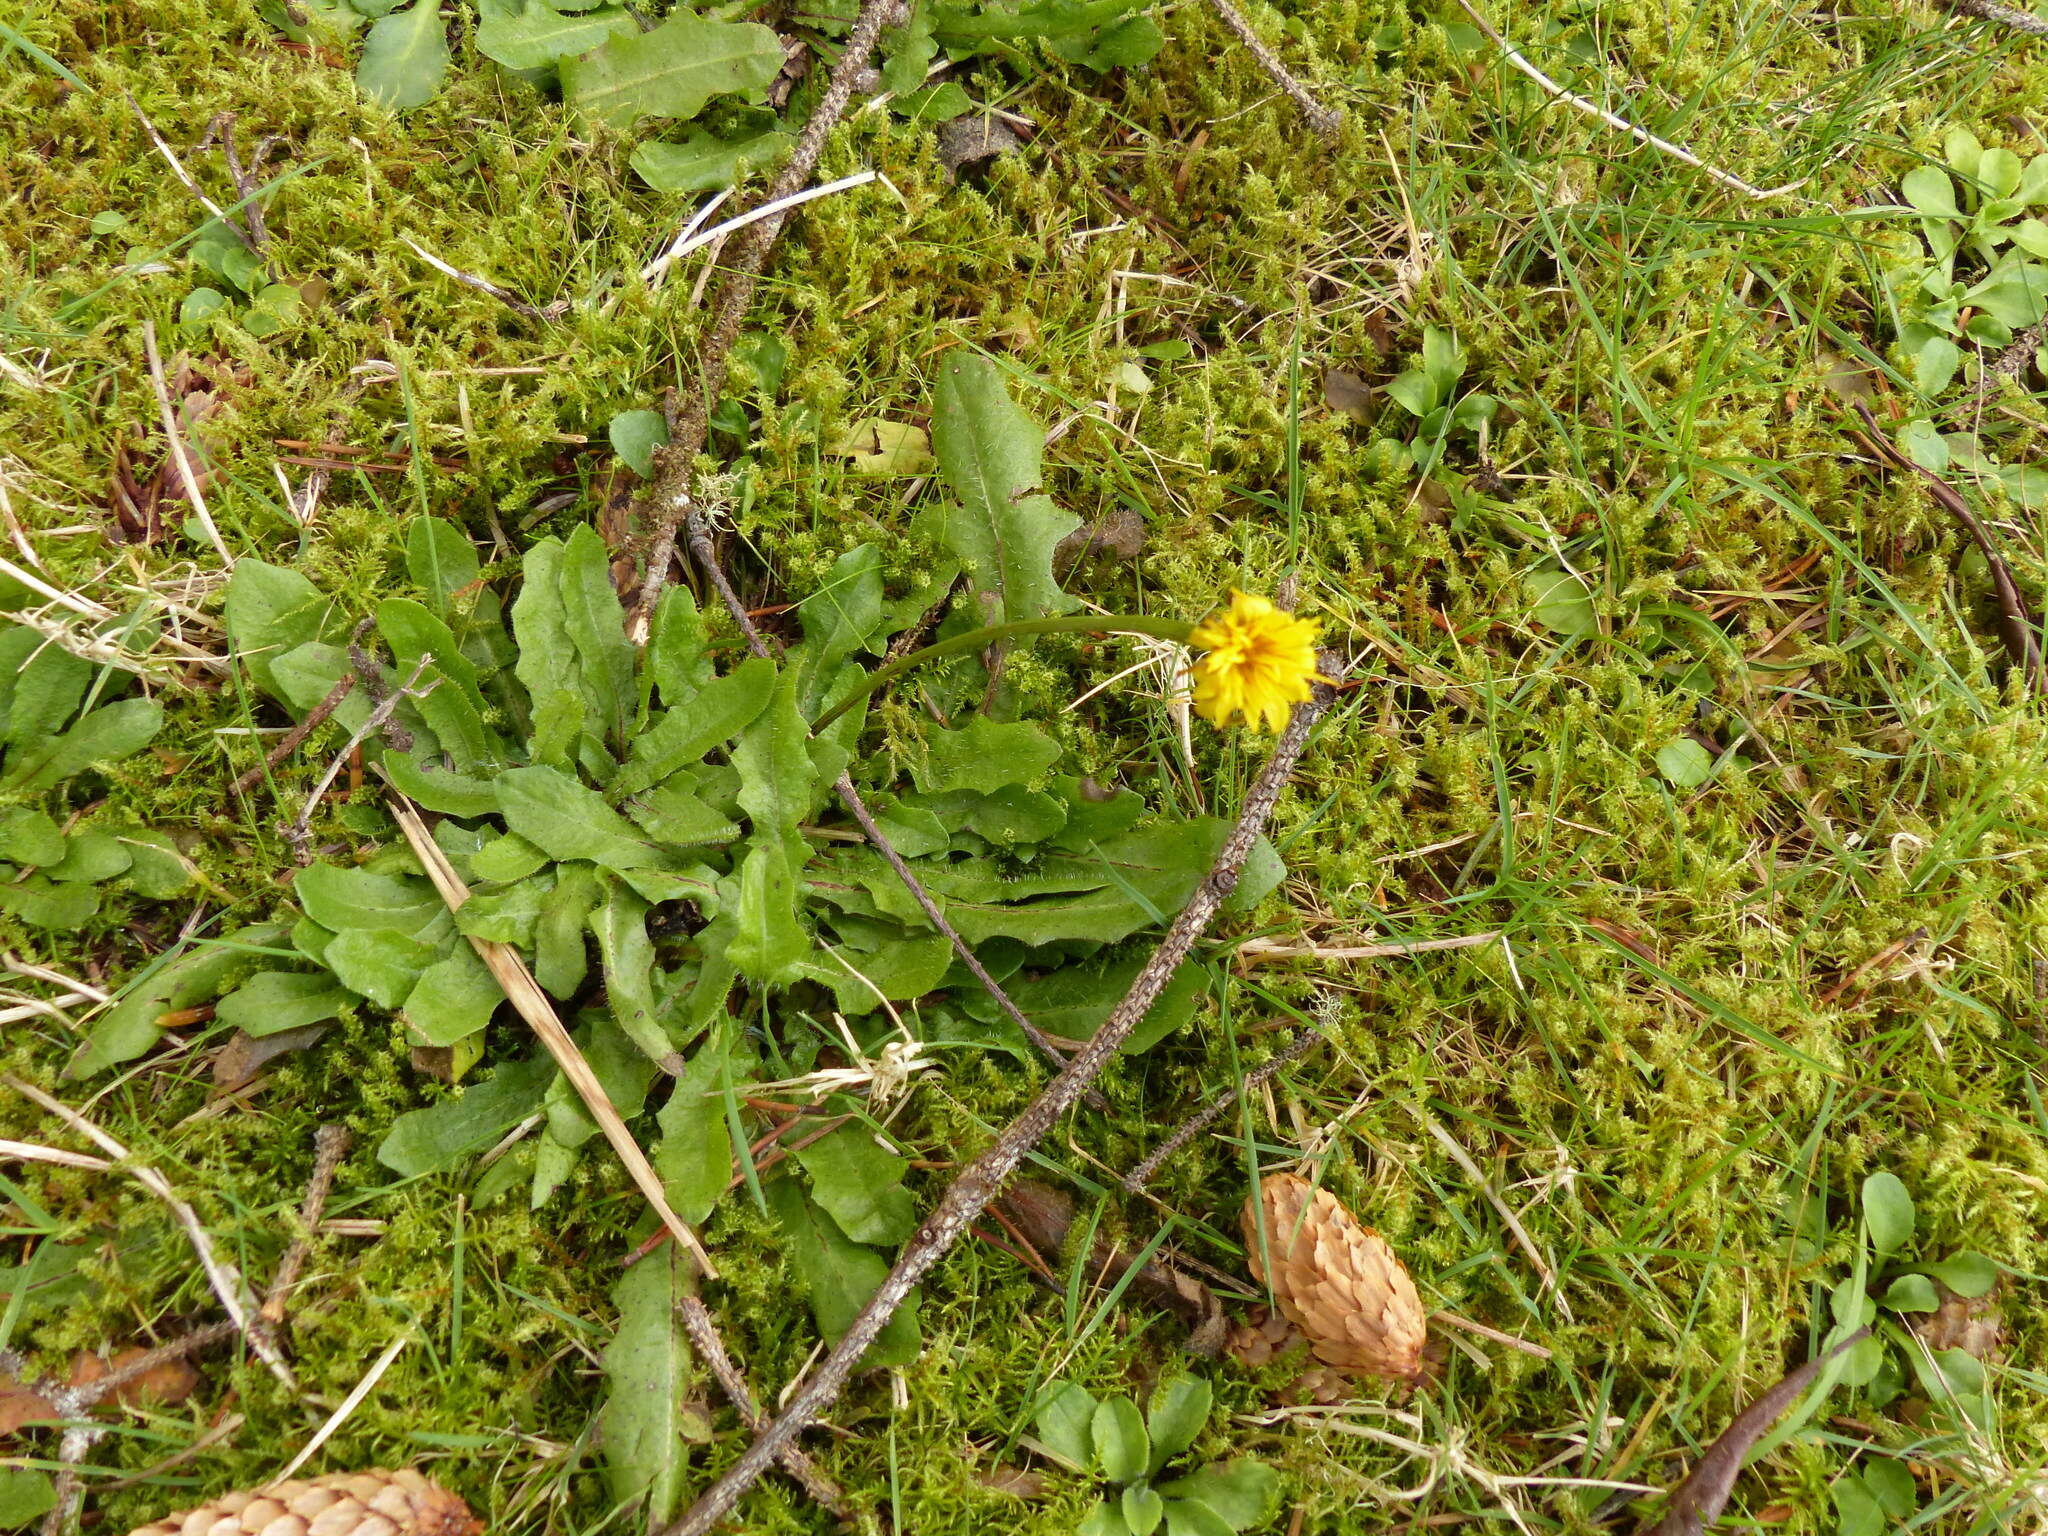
[676,1297,856,1521]
[663,671,1339,1536]
[261,1124,351,1324]
[1123,1024,1327,1192]
[229,671,356,796]
[632,0,906,620]
[0,1075,295,1389]
[1454,0,1804,201]
[1849,401,2044,691]
[1941,0,2048,37]
[141,322,233,568]
[1198,0,1343,141]
[384,794,718,1278]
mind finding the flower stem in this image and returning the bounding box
[812,614,1196,734]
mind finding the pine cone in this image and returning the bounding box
[125,1470,479,1536]
[1240,1171,1426,1382]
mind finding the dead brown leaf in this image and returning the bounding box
[937,114,1025,177]
[1323,369,1373,424]
[213,1023,331,1091]
[1,1348,201,1437]
[1911,1282,2003,1361]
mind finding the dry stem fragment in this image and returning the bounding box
[1241,1172,1426,1383]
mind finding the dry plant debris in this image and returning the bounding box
[1241,1171,1426,1383]
[122,1470,478,1536]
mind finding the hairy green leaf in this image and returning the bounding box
[655,1040,733,1224]
[560,11,783,127]
[926,352,1078,623]
[476,0,634,69]
[224,560,337,698]
[914,715,1060,795]
[612,655,776,798]
[377,1051,554,1176]
[632,127,791,193]
[598,1241,695,1526]
[215,971,352,1038]
[402,945,502,1045]
[790,1121,916,1245]
[765,1180,921,1367]
[1,698,161,791]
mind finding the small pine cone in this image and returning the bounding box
[125,1470,480,1536]
[1241,1171,1426,1382]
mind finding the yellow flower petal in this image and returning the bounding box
[1188,590,1323,732]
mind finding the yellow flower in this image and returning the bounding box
[1188,591,1324,732]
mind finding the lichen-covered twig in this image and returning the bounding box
[261,1123,351,1324]
[1123,1023,1326,1192]
[1199,0,1343,141]
[632,0,907,624]
[1942,0,2048,38]
[662,668,1339,1536]
[676,1298,855,1521]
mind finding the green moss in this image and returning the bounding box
[5,0,2048,1530]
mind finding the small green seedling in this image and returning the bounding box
[1883,127,2048,504]
[1761,1171,2003,1536]
[181,219,304,337]
[1032,1374,1280,1536]
[1377,326,1498,474]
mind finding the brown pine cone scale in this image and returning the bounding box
[125,1470,480,1536]
[1241,1171,1427,1382]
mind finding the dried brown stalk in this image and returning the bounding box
[229,672,356,796]
[663,671,1338,1536]
[383,794,717,1278]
